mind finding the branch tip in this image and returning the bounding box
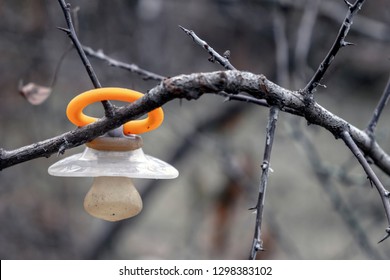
[178,25,190,34]
[180,25,236,70]
[378,227,390,244]
[304,0,365,93]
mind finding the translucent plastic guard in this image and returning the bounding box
[48,147,179,179]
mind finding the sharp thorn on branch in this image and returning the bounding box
[57,140,68,156]
[57,26,71,34]
[318,83,327,89]
[343,0,353,9]
[223,50,231,59]
[368,177,374,188]
[248,205,257,211]
[254,241,264,252]
[341,40,355,47]
[378,227,390,244]
[178,25,190,34]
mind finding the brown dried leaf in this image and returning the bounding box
[19,82,52,105]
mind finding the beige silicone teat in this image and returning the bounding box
[83,176,143,222]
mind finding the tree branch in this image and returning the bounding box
[57,0,115,117]
[179,25,236,70]
[340,130,390,243]
[82,45,165,82]
[366,75,390,137]
[249,106,279,260]
[288,122,382,258]
[1,70,390,181]
[267,0,390,42]
[304,0,366,93]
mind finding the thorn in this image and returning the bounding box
[57,145,66,156]
[223,50,231,59]
[368,177,374,188]
[384,190,390,198]
[178,25,189,34]
[208,56,216,63]
[318,83,327,89]
[341,41,355,47]
[378,227,390,244]
[255,242,263,251]
[254,240,264,251]
[343,0,353,8]
[57,26,71,34]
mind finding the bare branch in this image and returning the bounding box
[249,106,279,260]
[267,0,390,42]
[82,46,165,82]
[340,130,390,242]
[57,0,114,117]
[304,0,366,93]
[366,75,390,137]
[288,122,383,258]
[179,25,236,70]
[2,70,390,180]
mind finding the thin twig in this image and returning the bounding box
[249,106,279,260]
[267,0,390,42]
[57,0,115,117]
[366,75,390,137]
[288,122,382,258]
[179,27,281,257]
[82,46,165,82]
[340,130,390,243]
[304,0,366,93]
[179,25,236,71]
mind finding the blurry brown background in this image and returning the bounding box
[1,0,390,259]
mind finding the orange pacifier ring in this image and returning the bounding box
[66,87,164,135]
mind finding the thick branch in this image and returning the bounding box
[1,70,390,178]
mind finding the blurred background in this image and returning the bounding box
[1,0,390,259]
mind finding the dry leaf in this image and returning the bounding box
[19,82,52,105]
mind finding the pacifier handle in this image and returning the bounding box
[66,87,164,135]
